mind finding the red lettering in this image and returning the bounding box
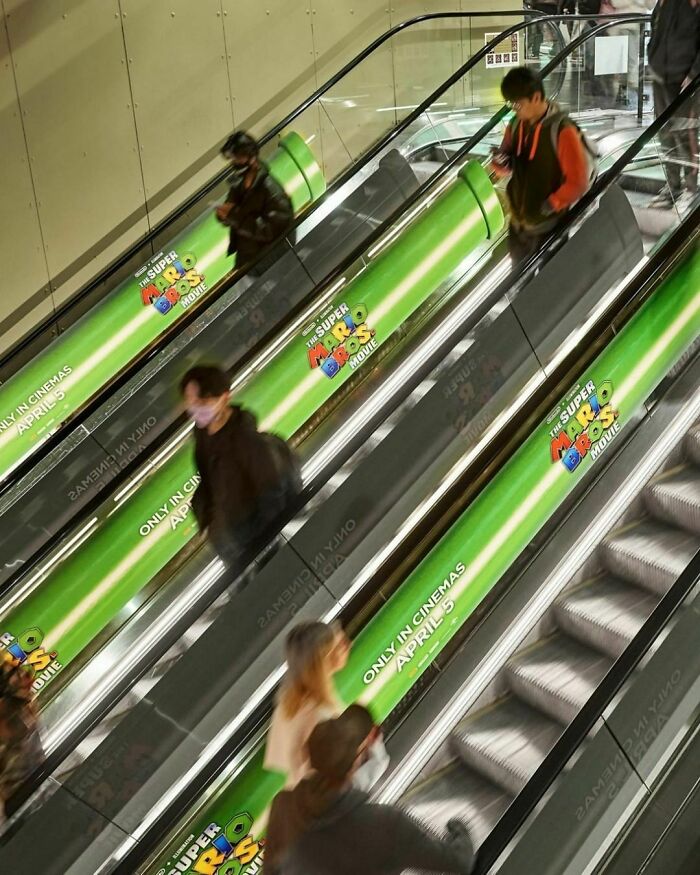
[550,431,572,462]
[308,342,329,369]
[140,284,160,306]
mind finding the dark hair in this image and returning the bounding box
[179,364,230,398]
[501,67,545,102]
[221,131,259,160]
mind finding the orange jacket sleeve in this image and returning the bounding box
[548,125,589,213]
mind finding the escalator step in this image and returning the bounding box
[449,697,562,797]
[600,520,700,596]
[400,761,512,850]
[554,575,659,659]
[644,465,700,535]
[686,425,700,465]
[504,635,613,726]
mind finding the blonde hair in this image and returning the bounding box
[279,622,338,718]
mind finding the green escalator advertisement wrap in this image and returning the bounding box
[146,247,700,875]
[0,162,502,695]
[0,132,323,484]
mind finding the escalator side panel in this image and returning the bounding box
[52,553,335,834]
[292,304,541,594]
[292,150,419,285]
[510,184,644,366]
[0,780,130,872]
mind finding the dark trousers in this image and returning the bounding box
[653,80,699,196]
[527,2,558,58]
[210,478,297,572]
[508,221,569,266]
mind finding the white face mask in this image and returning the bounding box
[187,404,219,429]
[352,737,390,792]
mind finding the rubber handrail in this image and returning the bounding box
[0,9,540,372]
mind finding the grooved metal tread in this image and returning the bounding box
[600,520,700,595]
[644,465,700,535]
[505,635,613,725]
[554,575,659,659]
[686,424,700,465]
[401,762,511,849]
[449,697,562,797]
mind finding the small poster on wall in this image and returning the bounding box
[485,33,520,68]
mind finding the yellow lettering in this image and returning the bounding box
[575,402,595,429]
[331,321,351,342]
[599,404,617,428]
[193,848,225,874]
[235,836,260,865]
[355,323,372,344]
[162,266,180,284]
[186,267,204,288]
[26,648,51,672]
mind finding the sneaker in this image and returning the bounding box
[648,188,675,209]
[673,189,697,216]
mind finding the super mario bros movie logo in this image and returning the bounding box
[304,301,378,378]
[136,249,207,315]
[159,812,263,875]
[0,626,62,692]
[549,379,621,472]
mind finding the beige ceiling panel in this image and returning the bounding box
[121,0,233,226]
[0,13,52,341]
[224,0,317,138]
[4,0,148,307]
[310,1,392,177]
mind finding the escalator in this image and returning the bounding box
[0,9,560,494]
[0,10,644,757]
[125,197,700,875]
[0,25,686,873]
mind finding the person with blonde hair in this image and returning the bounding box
[265,621,350,788]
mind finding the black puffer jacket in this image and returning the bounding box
[648,0,700,84]
[222,164,294,266]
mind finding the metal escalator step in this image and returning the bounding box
[554,576,659,659]
[504,635,613,725]
[401,762,511,850]
[644,466,700,534]
[686,424,700,465]
[600,520,700,596]
[449,697,562,797]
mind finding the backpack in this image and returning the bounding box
[550,114,599,193]
[263,432,303,495]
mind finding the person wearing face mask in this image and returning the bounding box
[263,705,475,875]
[180,364,301,570]
[491,67,591,264]
[216,131,294,275]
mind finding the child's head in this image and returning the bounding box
[501,67,547,123]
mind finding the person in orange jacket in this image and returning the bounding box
[491,67,590,264]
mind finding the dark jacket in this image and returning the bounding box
[649,0,700,84]
[191,406,281,537]
[494,101,589,231]
[222,164,294,266]
[264,778,474,875]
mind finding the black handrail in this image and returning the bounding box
[477,537,700,872]
[106,20,673,875]
[0,9,541,373]
[0,12,647,595]
[0,9,565,497]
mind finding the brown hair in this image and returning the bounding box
[279,622,338,718]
